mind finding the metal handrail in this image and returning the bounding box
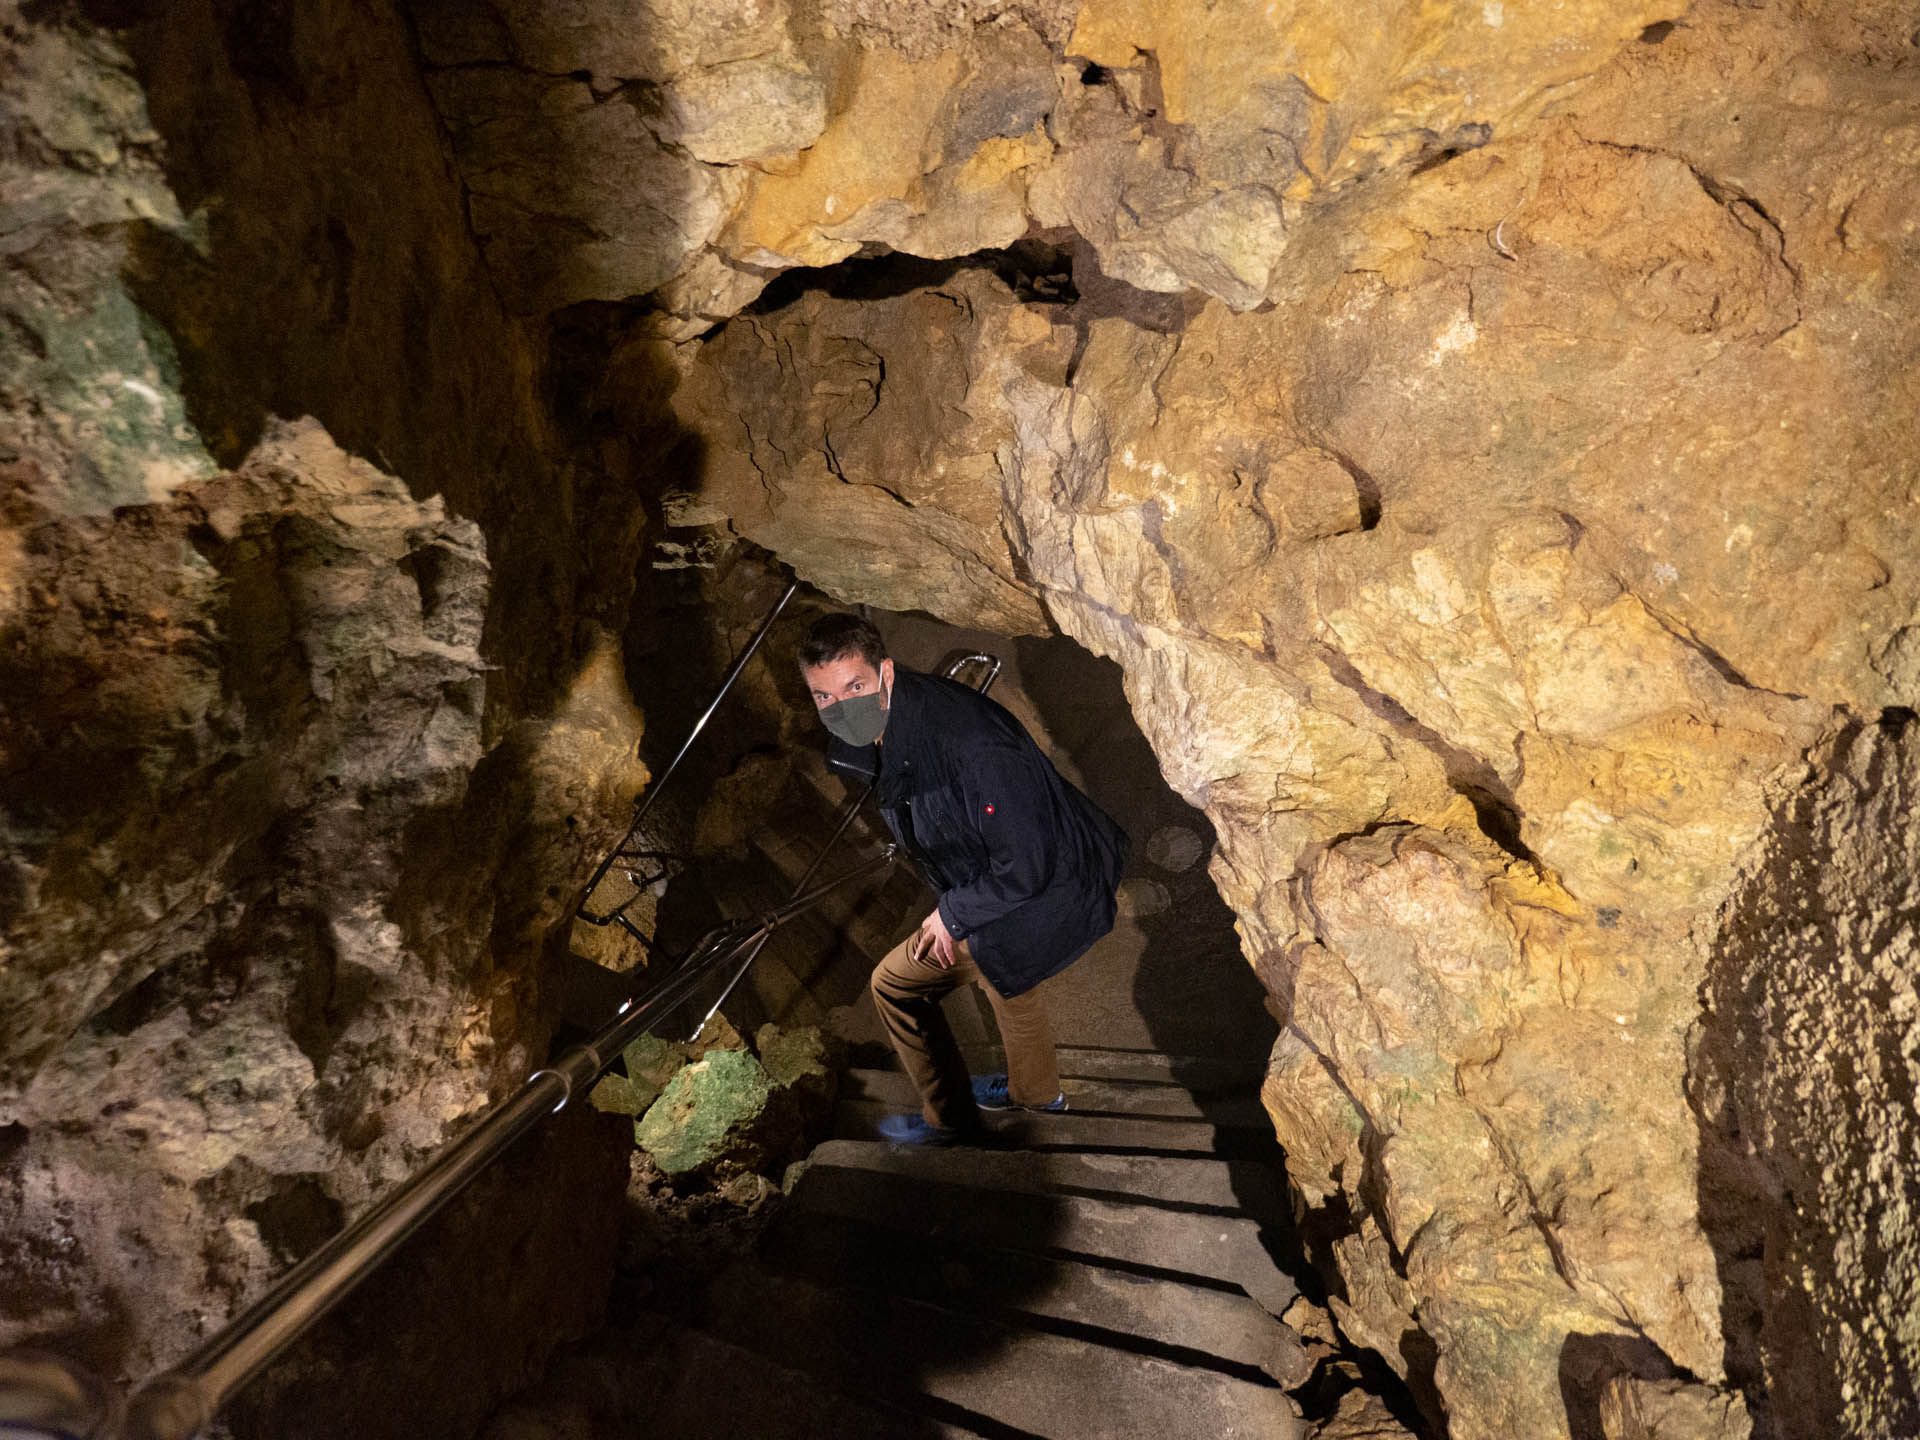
[0,846,896,1440]
[941,652,1003,692]
[577,579,800,936]
[1,639,1004,1440]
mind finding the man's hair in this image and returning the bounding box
[799,612,888,671]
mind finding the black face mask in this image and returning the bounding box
[819,675,890,747]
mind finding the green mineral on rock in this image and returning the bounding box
[634,1048,773,1176]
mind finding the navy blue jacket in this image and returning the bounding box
[829,667,1128,997]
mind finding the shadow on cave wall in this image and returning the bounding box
[5,0,711,1433]
[1683,707,1920,1440]
[1008,631,1432,1435]
[84,0,714,1070]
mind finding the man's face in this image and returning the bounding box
[802,653,893,714]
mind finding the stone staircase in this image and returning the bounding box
[484,1043,1314,1440]
[519,702,1327,1437]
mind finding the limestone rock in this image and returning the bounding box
[656,2,1920,1432]
[0,423,639,1394]
[673,268,1063,633]
[1,0,652,1406]
[421,65,744,313]
[410,0,823,311]
[755,1022,838,1132]
[587,1074,649,1117]
[624,1035,693,1104]
[1028,77,1285,311]
[411,0,797,82]
[662,56,827,165]
[755,1023,833,1096]
[1599,1375,1753,1440]
[405,0,1690,322]
[695,751,796,855]
[0,420,487,1105]
[590,1035,692,1116]
[7,0,1919,1436]
[629,1025,838,1180]
[1696,716,1920,1439]
[1065,0,1685,192]
[1280,1294,1339,1351]
[1308,1388,1418,1440]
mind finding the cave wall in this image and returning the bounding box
[625,2,1915,1436]
[1696,712,1920,1438]
[3,0,1917,1436]
[0,0,650,1412]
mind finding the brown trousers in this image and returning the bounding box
[870,935,1061,1129]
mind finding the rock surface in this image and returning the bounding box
[640,1,1920,1435]
[403,0,1687,327]
[637,1049,778,1176]
[1695,714,1920,1438]
[0,0,651,1421]
[1309,1387,1420,1440]
[632,1026,836,1181]
[1599,1374,1755,1440]
[5,0,1918,1436]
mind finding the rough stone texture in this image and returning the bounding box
[409,0,1682,326]
[1695,714,1920,1439]
[636,1049,775,1176]
[590,1035,693,1116]
[631,1026,837,1181]
[1599,1374,1754,1440]
[0,419,644,1395]
[1309,1387,1419,1440]
[650,2,1920,1435]
[0,0,653,1418]
[5,0,1918,1436]
[219,1101,632,1440]
[671,268,1060,633]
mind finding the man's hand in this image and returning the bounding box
[911,907,959,969]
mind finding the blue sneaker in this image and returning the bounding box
[875,1112,982,1146]
[971,1074,1068,1113]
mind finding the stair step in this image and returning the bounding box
[760,1207,1311,1385]
[989,1045,1262,1092]
[788,1142,1300,1316]
[799,1138,1293,1215]
[834,1096,1269,1159]
[481,1316,970,1440]
[843,1065,1271,1126]
[701,1262,1304,1440]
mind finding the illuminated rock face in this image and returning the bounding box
[408,0,1684,328]
[4,0,1918,1435]
[658,3,1920,1435]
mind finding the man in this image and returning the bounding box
[798,612,1128,1145]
